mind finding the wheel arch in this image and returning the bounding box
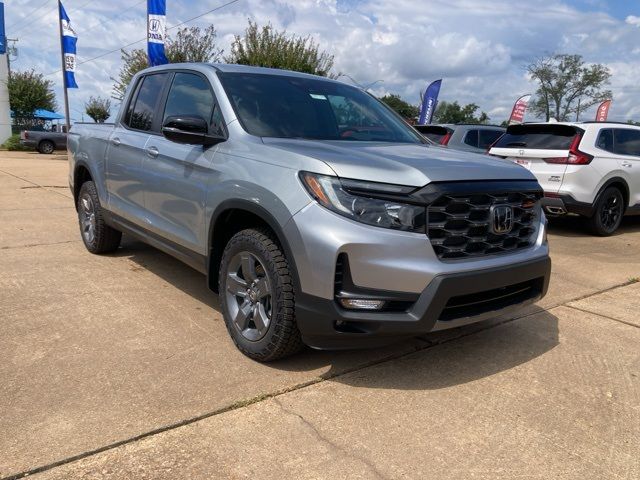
[594,176,630,211]
[73,162,94,209]
[207,200,300,294]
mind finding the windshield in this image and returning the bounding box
[494,124,579,150]
[218,72,424,144]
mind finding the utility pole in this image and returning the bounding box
[575,98,581,122]
[0,1,12,143]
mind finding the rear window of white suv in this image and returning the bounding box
[494,124,579,149]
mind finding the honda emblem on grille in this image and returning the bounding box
[490,205,514,234]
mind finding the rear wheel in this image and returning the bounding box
[77,181,122,253]
[38,140,55,154]
[587,186,624,236]
[219,229,303,361]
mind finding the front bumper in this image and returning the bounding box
[296,256,551,349]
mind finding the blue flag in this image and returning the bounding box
[0,2,7,55]
[418,79,442,125]
[59,2,78,89]
[147,0,168,66]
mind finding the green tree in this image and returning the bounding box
[527,54,611,121]
[379,94,419,120]
[227,21,334,76]
[7,70,57,128]
[432,101,489,124]
[112,25,224,100]
[85,96,111,123]
[627,120,640,126]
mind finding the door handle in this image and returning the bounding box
[145,146,159,158]
[111,137,121,146]
[622,162,632,168]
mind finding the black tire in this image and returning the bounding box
[587,186,624,236]
[38,140,55,154]
[77,181,122,253]
[219,228,303,361]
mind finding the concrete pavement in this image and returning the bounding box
[0,151,638,479]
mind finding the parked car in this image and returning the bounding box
[414,124,505,154]
[68,63,551,361]
[489,122,640,236]
[20,128,67,154]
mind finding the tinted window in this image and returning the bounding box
[163,73,215,126]
[127,73,168,131]
[614,129,640,156]
[494,125,578,150]
[413,125,449,144]
[479,129,503,149]
[463,130,479,148]
[596,129,614,153]
[218,72,424,143]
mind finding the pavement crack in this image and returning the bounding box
[564,304,640,330]
[0,168,72,199]
[272,397,390,480]
[1,240,79,250]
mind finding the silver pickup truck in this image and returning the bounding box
[68,63,551,361]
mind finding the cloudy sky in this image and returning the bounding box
[4,0,640,123]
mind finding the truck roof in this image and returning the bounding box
[140,62,344,83]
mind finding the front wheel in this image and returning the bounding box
[587,187,624,236]
[219,229,303,361]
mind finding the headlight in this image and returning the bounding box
[300,172,425,233]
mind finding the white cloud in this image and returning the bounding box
[4,0,640,123]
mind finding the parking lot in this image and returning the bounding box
[1,150,639,479]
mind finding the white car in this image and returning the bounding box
[489,122,640,235]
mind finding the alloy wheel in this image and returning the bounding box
[225,251,273,342]
[600,192,622,231]
[79,193,97,245]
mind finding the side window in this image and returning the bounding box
[463,130,479,148]
[596,129,614,153]
[163,73,215,129]
[479,130,503,149]
[126,73,168,132]
[613,129,640,157]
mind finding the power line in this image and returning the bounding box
[45,0,242,76]
[8,0,52,32]
[74,0,145,35]
[11,0,94,36]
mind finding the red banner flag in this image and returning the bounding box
[508,94,531,125]
[595,100,611,122]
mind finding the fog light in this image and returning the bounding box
[339,298,385,310]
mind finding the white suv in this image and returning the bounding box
[489,122,640,235]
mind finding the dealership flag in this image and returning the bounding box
[595,100,612,122]
[508,94,531,125]
[147,0,168,66]
[418,79,442,125]
[59,2,78,88]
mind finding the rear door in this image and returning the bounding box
[489,124,580,193]
[105,72,170,223]
[612,128,640,206]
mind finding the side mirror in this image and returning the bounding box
[161,115,225,146]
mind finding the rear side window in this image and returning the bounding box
[494,125,578,149]
[614,129,640,156]
[163,73,215,126]
[596,129,614,153]
[125,73,168,132]
[463,130,479,148]
[479,130,503,149]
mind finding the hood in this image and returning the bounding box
[261,138,536,187]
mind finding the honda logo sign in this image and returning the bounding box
[490,205,514,234]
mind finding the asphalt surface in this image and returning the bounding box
[1,151,638,479]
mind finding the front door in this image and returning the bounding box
[142,71,225,255]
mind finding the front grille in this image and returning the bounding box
[427,191,540,259]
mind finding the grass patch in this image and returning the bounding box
[1,133,33,151]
